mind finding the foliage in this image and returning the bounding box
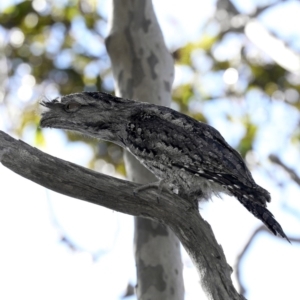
[1,0,299,169]
[0,0,123,172]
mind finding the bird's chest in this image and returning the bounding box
[127,142,173,179]
[127,143,196,189]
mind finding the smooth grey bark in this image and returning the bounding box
[105,1,184,299]
[0,130,246,300]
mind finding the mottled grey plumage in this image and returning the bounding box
[40,92,289,241]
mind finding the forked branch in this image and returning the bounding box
[0,130,245,300]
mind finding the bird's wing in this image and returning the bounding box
[127,108,256,188]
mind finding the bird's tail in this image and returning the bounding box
[237,195,290,243]
[174,165,290,242]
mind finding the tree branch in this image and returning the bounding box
[235,224,300,296]
[235,225,265,296]
[269,154,300,186]
[0,130,245,300]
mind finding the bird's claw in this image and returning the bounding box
[133,180,166,203]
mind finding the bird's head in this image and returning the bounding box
[40,92,137,144]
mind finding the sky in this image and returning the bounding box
[1,0,300,299]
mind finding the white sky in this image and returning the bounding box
[1,0,300,300]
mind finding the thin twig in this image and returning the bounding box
[269,154,300,186]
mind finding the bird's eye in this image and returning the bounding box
[64,102,81,112]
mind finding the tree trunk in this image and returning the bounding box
[105,0,184,299]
